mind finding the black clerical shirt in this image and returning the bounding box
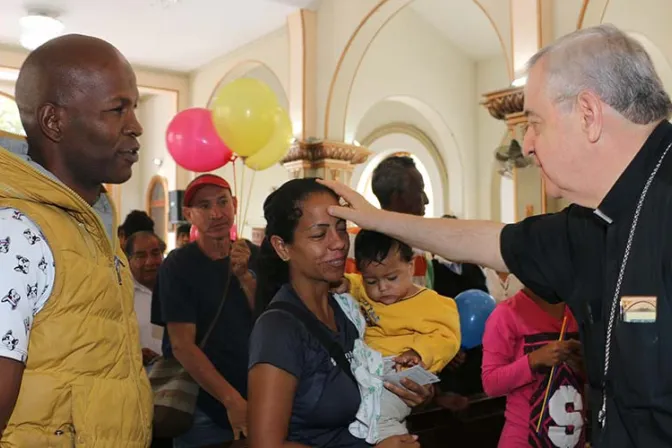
[500,120,672,448]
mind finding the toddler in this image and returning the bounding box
[339,230,461,443]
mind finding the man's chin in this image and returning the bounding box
[104,170,133,185]
[204,229,231,240]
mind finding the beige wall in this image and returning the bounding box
[188,27,292,238]
[7,0,672,232]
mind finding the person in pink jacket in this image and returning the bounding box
[481,288,586,448]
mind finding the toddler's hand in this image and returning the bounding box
[394,349,423,371]
[330,276,350,294]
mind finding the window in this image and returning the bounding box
[0,93,25,136]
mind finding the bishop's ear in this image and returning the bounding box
[576,90,603,143]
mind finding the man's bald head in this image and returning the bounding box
[15,34,133,136]
[13,33,143,205]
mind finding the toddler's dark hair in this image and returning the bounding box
[354,230,413,271]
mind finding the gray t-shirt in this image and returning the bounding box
[249,285,370,447]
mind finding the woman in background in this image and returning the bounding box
[247,178,430,448]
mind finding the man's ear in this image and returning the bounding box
[576,90,603,143]
[270,235,290,261]
[232,195,238,215]
[182,206,192,223]
[38,103,65,143]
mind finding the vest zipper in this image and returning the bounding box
[54,423,76,447]
[114,256,124,285]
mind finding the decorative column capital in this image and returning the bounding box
[281,139,371,183]
[281,139,371,164]
[481,86,524,121]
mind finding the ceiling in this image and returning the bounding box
[410,0,503,60]
[0,0,316,72]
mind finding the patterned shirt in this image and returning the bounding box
[0,208,55,363]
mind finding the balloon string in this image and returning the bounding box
[232,156,238,200]
[232,156,239,231]
[238,161,246,232]
[241,170,256,238]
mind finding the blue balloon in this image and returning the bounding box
[454,289,497,349]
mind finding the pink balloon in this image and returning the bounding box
[166,108,233,172]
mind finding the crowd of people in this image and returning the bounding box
[1,21,672,448]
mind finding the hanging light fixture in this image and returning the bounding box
[154,0,184,7]
[20,12,64,51]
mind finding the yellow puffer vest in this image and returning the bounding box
[0,146,153,447]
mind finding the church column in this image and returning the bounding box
[281,140,370,185]
[285,10,371,182]
[481,0,555,221]
[287,9,318,140]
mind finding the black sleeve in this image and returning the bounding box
[248,309,305,378]
[246,239,260,276]
[500,209,576,304]
[150,283,163,326]
[463,263,488,292]
[158,252,197,325]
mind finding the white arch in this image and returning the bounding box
[324,0,512,140]
[206,60,289,112]
[353,95,464,216]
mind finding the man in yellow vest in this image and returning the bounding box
[0,34,153,447]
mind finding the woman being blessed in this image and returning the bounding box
[247,178,432,447]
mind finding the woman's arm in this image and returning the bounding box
[481,307,535,397]
[248,364,310,448]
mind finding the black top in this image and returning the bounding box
[431,260,488,298]
[248,285,370,448]
[152,241,258,430]
[500,120,672,448]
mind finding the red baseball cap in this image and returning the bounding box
[183,174,232,207]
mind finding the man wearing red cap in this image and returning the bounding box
[153,174,258,447]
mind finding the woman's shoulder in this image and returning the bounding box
[249,288,311,373]
[255,287,307,334]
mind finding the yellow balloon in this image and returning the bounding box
[210,78,279,157]
[244,107,293,171]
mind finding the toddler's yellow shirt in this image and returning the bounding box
[345,273,461,373]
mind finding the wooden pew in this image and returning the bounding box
[407,394,506,448]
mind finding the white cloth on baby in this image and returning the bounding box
[332,293,385,444]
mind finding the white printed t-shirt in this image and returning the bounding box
[0,208,55,363]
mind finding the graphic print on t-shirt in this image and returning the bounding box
[524,331,585,448]
[0,208,56,364]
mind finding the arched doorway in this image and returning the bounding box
[146,175,169,242]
